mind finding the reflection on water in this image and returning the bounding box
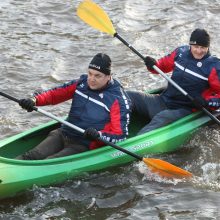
[0,0,220,219]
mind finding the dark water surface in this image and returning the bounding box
[0,0,220,219]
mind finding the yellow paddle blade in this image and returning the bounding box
[143,158,193,179]
[77,0,116,35]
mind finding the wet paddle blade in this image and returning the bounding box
[143,158,193,178]
[77,0,116,35]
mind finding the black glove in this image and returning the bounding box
[144,56,157,70]
[84,127,100,140]
[193,97,208,109]
[19,98,35,112]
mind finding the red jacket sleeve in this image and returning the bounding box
[147,49,177,74]
[35,80,78,106]
[202,66,220,108]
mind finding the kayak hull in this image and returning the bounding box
[0,109,216,199]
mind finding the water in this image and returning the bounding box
[0,0,220,219]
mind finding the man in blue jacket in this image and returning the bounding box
[18,53,131,159]
[127,28,220,134]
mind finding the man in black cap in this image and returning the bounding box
[17,53,131,160]
[127,28,220,134]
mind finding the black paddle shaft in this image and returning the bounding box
[114,33,145,60]
[0,91,19,103]
[0,91,38,111]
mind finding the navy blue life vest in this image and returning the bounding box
[160,45,220,109]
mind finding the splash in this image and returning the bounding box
[135,161,187,185]
[191,163,220,191]
[202,163,220,182]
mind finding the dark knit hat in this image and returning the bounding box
[88,53,111,75]
[189,28,210,47]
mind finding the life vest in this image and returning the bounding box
[35,74,131,149]
[156,45,220,109]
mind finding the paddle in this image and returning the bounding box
[76,0,220,126]
[0,91,192,178]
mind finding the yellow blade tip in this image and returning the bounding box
[77,0,116,36]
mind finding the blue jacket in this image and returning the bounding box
[152,45,220,110]
[34,75,131,149]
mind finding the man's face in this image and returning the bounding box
[87,69,111,90]
[190,45,209,60]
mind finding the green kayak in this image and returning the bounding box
[0,89,218,200]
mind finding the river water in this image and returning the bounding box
[0,0,220,219]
